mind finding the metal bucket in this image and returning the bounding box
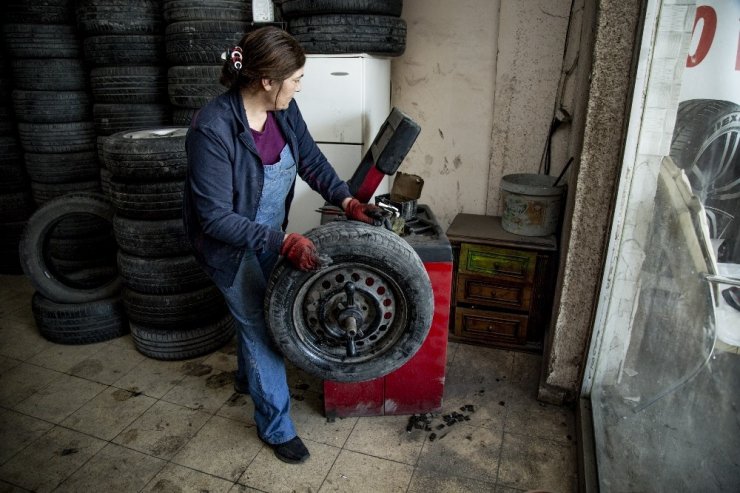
[500,173,565,236]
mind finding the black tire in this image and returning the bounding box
[12,90,91,124]
[46,230,116,261]
[167,65,223,109]
[0,191,35,223]
[83,35,164,67]
[30,181,101,206]
[0,106,15,136]
[163,0,253,22]
[4,0,73,24]
[266,220,433,382]
[288,14,406,56]
[24,151,99,184]
[0,165,27,193]
[93,103,170,137]
[280,0,403,17]
[17,122,96,154]
[2,24,81,59]
[76,0,163,35]
[670,99,740,262]
[171,108,198,125]
[109,178,184,220]
[130,313,234,360]
[31,292,128,345]
[103,127,188,180]
[19,193,121,303]
[0,220,26,274]
[90,66,167,104]
[165,21,255,65]
[11,59,87,91]
[113,215,191,258]
[0,137,23,167]
[122,285,227,329]
[117,251,211,294]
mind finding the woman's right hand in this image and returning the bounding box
[280,233,321,271]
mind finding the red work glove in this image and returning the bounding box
[344,198,384,225]
[280,233,321,271]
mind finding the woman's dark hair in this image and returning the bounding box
[220,26,306,90]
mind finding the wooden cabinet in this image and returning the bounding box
[447,214,557,352]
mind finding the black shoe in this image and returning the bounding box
[265,436,310,464]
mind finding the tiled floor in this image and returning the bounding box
[0,274,577,492]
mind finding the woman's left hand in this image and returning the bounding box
[344,198,385,225]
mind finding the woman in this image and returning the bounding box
[182,26,381,464]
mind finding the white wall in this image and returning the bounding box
[391,0,571,229]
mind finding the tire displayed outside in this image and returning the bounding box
[266,221,433,382]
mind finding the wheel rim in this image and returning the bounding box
[687,120,740,238]
[292,261,409,364]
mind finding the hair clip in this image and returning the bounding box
[222,46,243,72]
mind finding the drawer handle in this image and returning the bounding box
[487,325,493,332]
[330,71,350,76]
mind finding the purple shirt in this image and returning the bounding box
[251,112,286,165]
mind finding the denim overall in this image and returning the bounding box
[220,144,297,444]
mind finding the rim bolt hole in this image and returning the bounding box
[335,274,345,283]
[321,280,331,289]
[377,286,386,295]
[365,278,375,286]
[384,312,392,320]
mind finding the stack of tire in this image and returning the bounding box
[103,127,235,360]
[279,0,407,56]
[19,193,128,346]
[3,2,100,208]
[0,50,33,274]
[164,0,254,125]
[75,0,170,169]
[3,1,116,287]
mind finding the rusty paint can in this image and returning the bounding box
[500,173,565,236]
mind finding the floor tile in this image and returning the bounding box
[13,374,107,423]
[407,468,496,492]
[26,342,108,374]
[0,479,30,492]
[216,392,257,425]
[445,346,515,392]
[0,363,62,408]
[161,362,236,413]
[54,442,166,493]
[0,317,53,361]
[111,357,191,399]
[0,409,55,465]
[229,484,262,492]
[288,390,357,448]
[0,426,106,492]
[0,356,21,375]
[504,386,575,443]
[202,346,237,374]
[142,463,234,493]
[171,415,262,482]
[441,386,509,432]
[319,449,414,492]
[497,432,577,492]
[239,438,340,492]
[61,386,157,440]
[344,415,425,465]
[510,352,543,390]
[67,342,146,385]
[113,400,211,460]
[416,423,502,484]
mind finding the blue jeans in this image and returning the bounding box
[219,249,296,444]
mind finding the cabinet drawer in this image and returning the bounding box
[454,307,527,344]
[459,243,536,283]
[456,274,532,311]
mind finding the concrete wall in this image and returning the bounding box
[539,0,645,403]
[391,0,571,229]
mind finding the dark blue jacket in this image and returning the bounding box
[183,87,351,287]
